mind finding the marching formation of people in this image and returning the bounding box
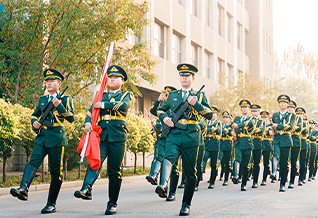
[145,64,318,215]
[8,63,318,216]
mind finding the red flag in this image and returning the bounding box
[77,42,114,170]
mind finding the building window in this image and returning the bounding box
[227,13,232,44]
[269,35,272,55]
[217,5,224,37]
[190,0,198,17]
[204,52,211,79]
[172,33,181,64]
[237,22,242,50]
[218,58,224,84]
[227,64,233,86]
[238,70,243,79]
[204,0,210,26]
[154,22,164,58]
[173,0,181,4]
[245,29,248,53]
[266,33,268,53]
[191,44,198,67]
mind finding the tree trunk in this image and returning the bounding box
[78,162,81,179]
[26,148,30,164]
[142,152,145,171]
[2,156,7,184]
[64,156,68,181]
[134,153,137,174]
[42,160,45,182]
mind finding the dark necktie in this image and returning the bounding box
[49,96,54,102]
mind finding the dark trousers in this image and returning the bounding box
[153,139,166,162]
[252,149,262,183]
[196,146,205,182]
[309,152,317,177]
[279,147,291,186]
[235,147,252,185]
[29,144,64,180]
[99,140,126,178]
[290,147,301,183]
[262,151,271,181]
[205,151,219,183]
[221,150,232,181]
[299,149,308,181]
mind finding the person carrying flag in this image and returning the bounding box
[74,65,132,215]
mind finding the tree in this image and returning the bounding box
[126,114,142,174]
[0,98,20,183]
[0,0,157,110]
[274,44,318,120]
[12,103,36,163]
[210,71,278,118]
[137,115,154,171]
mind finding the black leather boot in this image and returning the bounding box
[41,178,62,214]
[232,161,240,184]
[146,160,161,185]
[270,157,278,180]
[74,167,100,200]
[10,164,37,201]
[166,173,179,201]
[179,179,196,216]
[105,177,122,215]
[241,167,248,191]
[155,159,172,198]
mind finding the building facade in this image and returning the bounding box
[132,0,274,115]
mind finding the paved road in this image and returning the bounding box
[1,171,318,217]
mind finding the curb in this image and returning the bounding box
[0,174,146,197]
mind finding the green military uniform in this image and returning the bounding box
[146,86,176,187]
[250,104,265,188]
[296,107,309,185]
[305,115,311,182]
[260,111,273,186]
[271,94,296,192]
[232,100,256,191]
[308,120,318,181]
[195,117,207,190]
[288,101,303,188]
[220,111,233,186]
[74,65,132,215]
[203,107,222,189]
[10,69,74,214]
[155,63,212,216]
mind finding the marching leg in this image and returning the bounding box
[41,178,63,214]
[74,167,100,200]
[105,177,122,215]
[155,159,172,198]
[10,164,37,201]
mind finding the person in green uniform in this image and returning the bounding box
[231,100,256,191]
[287,100,302,188]
[74,65,132,215]
[260,111,274,186]
[203,106,222,189]
[250,104,265,188]
[146,86,176,186]
[10,69,74,214]
[313,123,318,180]
[304,115,311,183]
[220,111,233,186]
[308,120,318,181]
[155,63,212,216]
[195,117,208,191]
[270,94,296,192]
[296,107,309,186]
